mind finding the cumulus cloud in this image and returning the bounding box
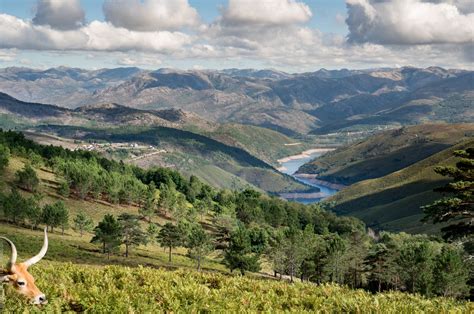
[346,0,474,45]
[221,0,312,26]
[0,14,191,52]
[0,0,473,70]
[103,0,200,32]
[33,0,85,30]
[202,0,316,58]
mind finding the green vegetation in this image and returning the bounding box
[0,143,9,172]
[0,129,472,308]
[16,163,40,192]
[42,201,69,234]
[422,147,473,243]
[5,262,470,313]
[158,223,184,263]
[299,124,474,185]
[72,211,94,236]
[328,140,473,233]
[39,124,310,193]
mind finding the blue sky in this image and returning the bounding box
[0,0,471,71]
[0,0,348,33]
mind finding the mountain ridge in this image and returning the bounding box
[1,66,471,135]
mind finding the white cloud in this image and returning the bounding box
[346,0,474,45]
[0,49,17,62]
[103,0,200,31]
[222,0,312,26]
[0,1,473,70]
[0,14,191,53]
[33,0,85,30]
[85,21,191,52]
[117,54,162,67]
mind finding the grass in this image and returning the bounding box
[4,262,471,313]
[0,157,225,272]
[0,224,225,273]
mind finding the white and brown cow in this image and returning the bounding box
[0,228,48,304]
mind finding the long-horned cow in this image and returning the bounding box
[0,228,48,304]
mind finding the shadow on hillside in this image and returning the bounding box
[320,143,450,185]
[332,179,449,229]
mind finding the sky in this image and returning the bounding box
[0,0,472,72]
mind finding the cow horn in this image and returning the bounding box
[0,236,18,271]
[23,228,48,268]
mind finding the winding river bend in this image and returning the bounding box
[277,149,340,204]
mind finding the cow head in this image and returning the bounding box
[1,228,48,304]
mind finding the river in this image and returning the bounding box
[277,149,339,204]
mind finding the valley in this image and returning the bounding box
[1,0,473,310]
[277,148,340,203]
[295,123,474,233]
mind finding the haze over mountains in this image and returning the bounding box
[1,66,472,135]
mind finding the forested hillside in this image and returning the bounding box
[0,129,471,307]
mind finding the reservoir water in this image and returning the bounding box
[278,149,339,204]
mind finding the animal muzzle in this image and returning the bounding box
[32,293,47,305]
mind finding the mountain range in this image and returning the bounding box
[1,66,472,135]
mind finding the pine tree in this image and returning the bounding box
[433,246,469,298]
[343,232,368,289]
[185,224,213,271]
[157,183,178,217]
[157,223,183,263]
[139,182,158,222]
[16,164,39,192]
[42,201,69,234]
[364,243,392,292]
[25,194,43,230]
[2,188,27,224]
[397,241,435,295]
[118,213,147,258]
[223,226,261,275]
[422,148,473,244]
[73,211,94,237]
[91,214,122,259]
[0,144,10,172]
[146,223,159,244]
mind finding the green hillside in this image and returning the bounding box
[199,123,308,164]
[327,139,474,233]
[0,130,471,309]
[34,124,308,194]
[298,123,474,185]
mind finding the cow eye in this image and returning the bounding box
[17,281,26,286]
